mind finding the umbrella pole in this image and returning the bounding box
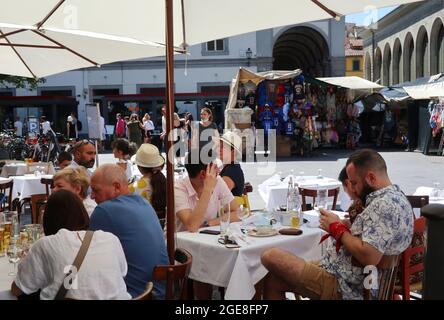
[165,0,176,264]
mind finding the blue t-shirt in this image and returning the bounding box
[89,194,168,299]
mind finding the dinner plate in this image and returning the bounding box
[247,229,279,237]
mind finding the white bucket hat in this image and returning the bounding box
[131,144,165,168]
[219,131,242,155]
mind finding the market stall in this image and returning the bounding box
[225,68,383,157]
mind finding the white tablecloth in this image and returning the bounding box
[0,256,17,300]
[1,163,55,178]
[0,175,52,200]
[413,186,444,217]
[259,174,351,212]
[176,222,323,300]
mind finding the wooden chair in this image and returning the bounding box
[298,187,340,211]
[31,194,47,224]
[132,282,154,300]
[394,217,426,300]
[235,182,253,211]
[0,180,13,212]
[152,248,192,300]
[353,255,400,300]
[40,177,54,198]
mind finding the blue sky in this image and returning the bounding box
[346,6,397,25]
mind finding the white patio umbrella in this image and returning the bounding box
[1,0,425,50]
[0,24,167,78]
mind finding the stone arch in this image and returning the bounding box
[273,26,330,76]
[383,43,392,86]
[392,38,402,85]
[374,47,382,84]
[403,32,414,82]
[365,51,372,80]
[416,26,429,78]
[430,17,444,75]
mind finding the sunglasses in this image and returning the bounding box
[73,139,95,150]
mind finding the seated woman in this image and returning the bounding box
[111,138,138,182]
[11,189,131,300]
[218,132,245,197]
[53,167,96,216]
[130,143,166,220]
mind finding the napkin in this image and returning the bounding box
[228,224,251,245]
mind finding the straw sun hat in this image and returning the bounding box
[131,144,165,168]
[219,131,242,156]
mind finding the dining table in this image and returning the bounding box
[258,174,351,212]
[175,213,334,300]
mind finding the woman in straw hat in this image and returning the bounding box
[130,144,166,220]
[218,131,245,197]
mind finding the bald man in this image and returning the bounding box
[89,164,168,299]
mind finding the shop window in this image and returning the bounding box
[200,86,230,94]
[40,89,73,96]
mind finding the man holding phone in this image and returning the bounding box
[261,149,413,300]
[175,150,240,299]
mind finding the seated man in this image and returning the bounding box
[175,151,240,233]
[261,149,414,300]
[175,151,240,299]
[56,151,72,170]
[89,164,168,299]
[68,140,96,176]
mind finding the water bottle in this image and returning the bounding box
[287,181,302,228]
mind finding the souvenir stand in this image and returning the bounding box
[226,69,383,157]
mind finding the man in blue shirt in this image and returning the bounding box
[89,164,168,299]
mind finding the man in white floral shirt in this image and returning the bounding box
[261,149,414,299]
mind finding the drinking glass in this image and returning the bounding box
[315,189,328,211]
[431,182,441,199]
[237,205,250,226]
[219,203,230,236]
[0,224,5,257]
[7,240,23,276]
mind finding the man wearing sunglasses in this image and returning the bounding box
[68,140,96,175]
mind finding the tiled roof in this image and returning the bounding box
[346,48,364,57]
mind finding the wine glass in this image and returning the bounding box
[317,168,323,179]
[298,171,305,183]
[7,240,23,276]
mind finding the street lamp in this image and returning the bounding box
[246,48,253,67]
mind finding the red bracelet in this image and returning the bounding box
[319,222,350,253]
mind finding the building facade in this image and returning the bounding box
[345,23,365,77]
[0,19,346,136]
[362,0,444,86]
